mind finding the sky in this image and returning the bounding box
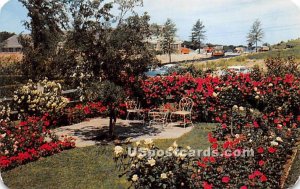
[0,0,300,46]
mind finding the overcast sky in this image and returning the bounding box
[0,0,300,45]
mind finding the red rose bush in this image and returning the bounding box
[0,115,75,170]
[115,60,300,188]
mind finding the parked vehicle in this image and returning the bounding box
[181,47,190,54]
[212,49,225,57]
[145,64,177,77]
[259,46,270,52]
[228,66,250,74]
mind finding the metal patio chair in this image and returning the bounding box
[170,97,194,128]
[125,98,145,124]
[148,108,169,128]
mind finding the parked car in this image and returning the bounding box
[228,66,251,74]
[212,49,225,57]
[181,47,190,54]
[145,64,176,77]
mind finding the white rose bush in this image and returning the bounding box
[13,78,69,118]
[114,140,196,189]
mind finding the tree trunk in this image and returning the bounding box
[199,38,201,54]
[169,51,171,63]
[109,106,116,137]
[256,41,258,52]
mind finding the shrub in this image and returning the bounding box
[114,113,299,189]
[13,78,69,118]
[0,116,75,170]
[250,64,263,81]
[125,72,300,188]
[114,140,196,189]
[0,103,11,122]
[265,56,300,77]
[63,101,108,125]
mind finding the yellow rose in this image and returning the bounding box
[132,174,138,182]
[160,173,167,179]
[114,146,124,156]
[147,158,156,166]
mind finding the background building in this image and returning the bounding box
[0,35,22,52]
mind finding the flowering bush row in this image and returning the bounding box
[0,115,75,170]
[141,72,300,123]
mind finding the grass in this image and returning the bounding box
[246,47,300,60]
[187,38,300,71]
[2,123,215,189]
[188,55,250,71]
[188,48,300,71]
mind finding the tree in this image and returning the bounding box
[20,0,156,137]
[161,18,177,63]
[67,0,156,137]
[191,19,206,53]
[247,42,253,50]
[18,0,69,80]
[150,23,161,37]
[247,19,264,52]
[114,0,143,26]
[0,31,15,43]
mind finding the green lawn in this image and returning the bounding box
[246,47,300,60]
[2,123,215,189]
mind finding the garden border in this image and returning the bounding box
[281,139,300,188]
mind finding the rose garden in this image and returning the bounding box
[1,0,300,189]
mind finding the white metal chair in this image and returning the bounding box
[148,108,169,128]
[170,97,194,128]
[125,98,145,124]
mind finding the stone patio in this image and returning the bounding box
[54,117,193,147]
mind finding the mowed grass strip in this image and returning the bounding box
[2,123,215,189]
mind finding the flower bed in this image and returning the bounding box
[0,116,75,170]
[115,71,300,188]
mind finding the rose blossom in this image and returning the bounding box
[132,174,139,182]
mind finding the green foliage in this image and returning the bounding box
[18,0,69,80]
[66,1,156,84]
[265,55,300,77]
[272,38,300,50]
[96,80,126,136]
[191,19,206,51]
[247,19,264,52]
[167,65,203,77]
[161,18,177,63]
[97,81,124,113]
[150,23,162,37]
[114,0,143,25]
[250,64,263,81]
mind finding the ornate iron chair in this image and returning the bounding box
[125,98,145,124]
[148,108,169,128]
[170,97,194,128]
